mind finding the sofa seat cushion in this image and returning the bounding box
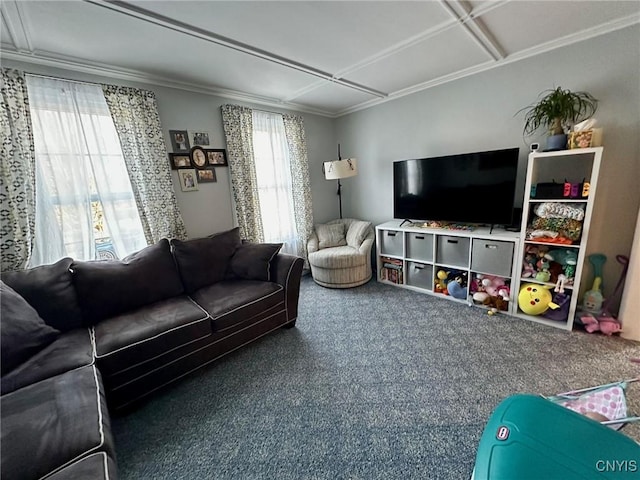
[191,280,284,332]
[44,452,116,480]
[1,328,94,395]
[308,246,367,269]
[1,364,114,480]
[94,295,211,377]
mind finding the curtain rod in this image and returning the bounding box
[25,72,101,87]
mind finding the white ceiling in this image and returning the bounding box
[1,1,639,117]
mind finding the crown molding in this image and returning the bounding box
[0,48,337,118]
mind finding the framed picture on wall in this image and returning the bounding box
[188,130,212,147]
[197,168,217,183]
[169,153,191,170]
[169,130,190,152]
[190,146,208,169]
[178,169,198,192]
[205,149,228,166]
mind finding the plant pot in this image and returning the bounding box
[546,134,568,151]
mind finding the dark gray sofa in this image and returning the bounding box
[0,227,304,479]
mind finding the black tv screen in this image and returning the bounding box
[393,147,519,226]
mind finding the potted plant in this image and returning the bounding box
[518,86,598,151]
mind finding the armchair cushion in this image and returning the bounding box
[0,281,60,375]
[346,220,372,248]
[316,223,347,249]
[171,227,242,293]
[227,243,282,281]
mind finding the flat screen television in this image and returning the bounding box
[393,147,520,226]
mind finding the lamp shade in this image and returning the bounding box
[323,158,358,180]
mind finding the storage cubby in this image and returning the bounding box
[513,147,602,331]
[376,222,520,312]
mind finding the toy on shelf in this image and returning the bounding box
[435,270,449,293]
[545,248,578,282]
[447,275,467,300]
[435,269,467,297]
[471,274,510,312]
[517,283,559,316]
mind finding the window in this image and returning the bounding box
[25,75,147,266]
[251,110,299,255]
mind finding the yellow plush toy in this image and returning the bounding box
[518,283,559,316]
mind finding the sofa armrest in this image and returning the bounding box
[359,237,374,256]
[270,253,304,322]
[307,232,319,254]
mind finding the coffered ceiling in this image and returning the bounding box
[1,1,639,117]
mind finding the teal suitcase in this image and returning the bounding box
[472,394,640,480]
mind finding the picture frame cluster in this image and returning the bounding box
[168,129,228,192]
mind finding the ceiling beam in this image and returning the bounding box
[439,0,506,61]
[82,0,387,99]
[1,0,33,52]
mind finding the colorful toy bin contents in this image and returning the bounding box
[518,283,559,316]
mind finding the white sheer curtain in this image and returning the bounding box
[26,75,147,266]
[251,110,299,256]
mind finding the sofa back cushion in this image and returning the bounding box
[170,227,241,293]
[72,239,184,323]
[1,257,84,332]
[1,281,60,375]
[226,243,282,281]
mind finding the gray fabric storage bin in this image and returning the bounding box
[379,230,403,257]
[471,239,514,277]
[436,236,470,268]
[406,233,433,262]
[406,262,433,290]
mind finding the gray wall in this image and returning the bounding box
[334,25,640,313]
[3,59,339,238]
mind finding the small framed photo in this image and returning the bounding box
[190,146,208,169]
[197,168,217,183]
[188,130,211,147]
[178,169,198,192]
[206,149,228,166]
[169,153,191,170]
[169,130,190,153]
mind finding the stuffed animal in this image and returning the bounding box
[546,249,578,280]
[447,277,467,300]
[518,283,559,316]
[435,270,449,293]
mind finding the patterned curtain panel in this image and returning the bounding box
[282,114,314,265]
[102,85,187,243]
[0,69,36,271]
[220,104,264,243]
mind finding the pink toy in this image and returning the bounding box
[479,275,506,297]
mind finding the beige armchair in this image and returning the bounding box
[307,218,374,288]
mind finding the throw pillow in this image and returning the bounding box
[316,223,346,249]
[171,227,242,293]
[346,220,372,248]
[1,257,84,332]
[0,281,60,375]
[72,238,184,323]
[227,243,282,281]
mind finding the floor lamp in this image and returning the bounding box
[323,146,358,219]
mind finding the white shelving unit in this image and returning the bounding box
[512,147,603,331]
[376,221,521,314]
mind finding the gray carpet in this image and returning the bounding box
[112,275,640,479]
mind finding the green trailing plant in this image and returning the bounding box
[518,86,598,137]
